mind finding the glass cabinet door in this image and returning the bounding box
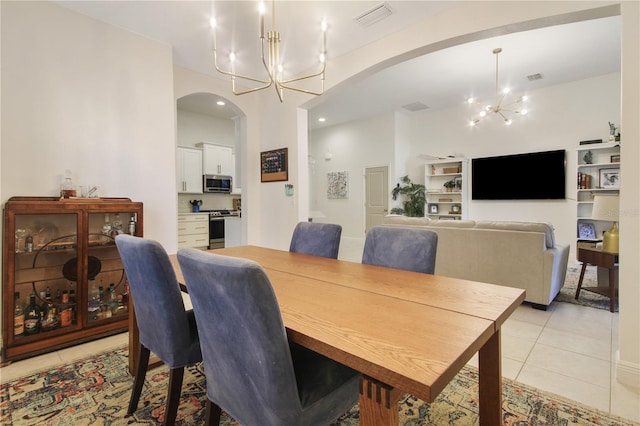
[85,212,137,324]
[13,213,79,340]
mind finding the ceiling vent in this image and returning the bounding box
[527,73,544,81]
[353,2,394,27]
[402,102,430,112]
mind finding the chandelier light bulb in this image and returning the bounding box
[522,95,529,101]
[209,17,217,29]
[229,52,236,62]
[520,109,528,115]
[467,97,474,104]
[321,19,328,32]
[503,87,510,94]
[479,111,487,117]
[319,53,326,63]
[505,119,513,125]
[258,2,266,14]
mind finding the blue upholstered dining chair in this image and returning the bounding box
[362,225,438,274]
[115,234,201,426]
[289,222,342,259]
[176,247,360,426]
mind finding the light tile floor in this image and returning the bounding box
[2,237,639,423]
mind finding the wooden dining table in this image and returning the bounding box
[128,245,525,426]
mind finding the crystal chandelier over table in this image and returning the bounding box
[210,1,327,103]
[467,48,528,126]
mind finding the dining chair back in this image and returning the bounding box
[362,225,438,274]
[177,247,359,426]
[115,234,201,425]
[289,222,342,259]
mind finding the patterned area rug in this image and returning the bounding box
[555,262,618,312]
[1,346,634,425]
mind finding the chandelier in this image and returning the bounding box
[210,1,327,103]
[467,48,528,126]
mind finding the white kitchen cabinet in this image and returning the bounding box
[198,143,234,177]
[177,147,203,194]
[177,213,209,249]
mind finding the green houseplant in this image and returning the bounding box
[390,175,426,217]
[443,179,456,192]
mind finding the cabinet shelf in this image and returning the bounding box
[3,197,143,362]
[576,143,620,248]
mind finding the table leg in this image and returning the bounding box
[478,330,502,426]
[574,262,588,300]
[128,294,139,376]
[609,268,615,313]
[359,375,403,426]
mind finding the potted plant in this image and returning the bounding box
[443,180,456,192]
[390,175,426,217]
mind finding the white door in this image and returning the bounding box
[365,166,388,233]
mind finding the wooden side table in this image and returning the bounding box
[574,247,618,312]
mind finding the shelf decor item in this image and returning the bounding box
[599,168,620,189]
[429,204,439,214]
[260,148,288,182]
[578,222,596,240]
[443,180,456,192]
[591,194,620,252]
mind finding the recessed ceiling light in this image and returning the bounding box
[318,117,326,122]
[216,100,226,106]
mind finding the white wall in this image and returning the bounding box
[1,1,177,247]
[309,114,396,238]
[176,109,235,148]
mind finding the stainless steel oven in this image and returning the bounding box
[209,215,225,249]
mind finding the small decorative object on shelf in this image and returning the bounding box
[608,122,620,142]
[583,150,593,164]
[443,180,456,192]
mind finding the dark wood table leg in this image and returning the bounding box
[574,262,588,300]
[609,267,615,313]
[359,375,403,425]
[479,330,502,426]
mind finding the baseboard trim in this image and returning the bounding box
[615,350,640,390]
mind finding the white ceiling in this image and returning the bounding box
[54,1,621,128]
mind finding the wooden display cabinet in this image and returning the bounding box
[2,196,143,362]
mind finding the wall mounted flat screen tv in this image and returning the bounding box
[472,150,566,200]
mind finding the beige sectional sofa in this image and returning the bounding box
[382,215,570,309]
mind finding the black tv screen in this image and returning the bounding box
[472,150,566,200]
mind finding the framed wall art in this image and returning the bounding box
[261,148,288,182]
[578,222,596,240]
[327,171,349,199]
[599,168,620,189]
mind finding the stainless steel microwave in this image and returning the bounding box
[203,175,232,193]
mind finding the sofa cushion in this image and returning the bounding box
[474,221,555,248]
